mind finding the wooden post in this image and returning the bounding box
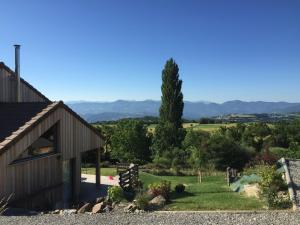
[96,148,101,187]
[198,170,202,183]
[226,167,230,186]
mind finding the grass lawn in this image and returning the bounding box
[83,167,264,210]
[191,123,236,132]
[81,167,117,176]
[140,173,264,211]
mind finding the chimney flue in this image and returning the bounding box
[14,45,21,102]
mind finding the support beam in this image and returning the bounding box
[96,148,101,187]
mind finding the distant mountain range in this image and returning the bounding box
[66,100,300,122]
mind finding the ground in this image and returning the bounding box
[0,211,299,225]
[82,167,264,210]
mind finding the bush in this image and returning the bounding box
[107,186,124,202]
[175,184,185,193]
[148,180,171,200]
[135,193,151,210]
[258,165,290,209]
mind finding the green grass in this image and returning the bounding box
[190,123,236,132]
[139,173,264,210]
[82,168,264,210]
[82,167,117,176]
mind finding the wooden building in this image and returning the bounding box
[0,47,104,209]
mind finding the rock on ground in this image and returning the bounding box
[0,211,299,225]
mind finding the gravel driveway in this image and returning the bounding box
[0,211,299,225]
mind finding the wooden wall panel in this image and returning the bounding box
[0,105,103,204]
[0,68,47,102]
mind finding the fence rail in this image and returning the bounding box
[118,164,139,189]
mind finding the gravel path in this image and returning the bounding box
[288,159,300,206]
[0,211,299,225]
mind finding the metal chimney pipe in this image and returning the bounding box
[14,45,21,102]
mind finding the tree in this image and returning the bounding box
[111,120,151,163]
[183,130,210,171]
[243,122,271,152]
[152,58,184,157]
[207,133,251,170]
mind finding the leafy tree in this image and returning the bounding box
[111,120,151,163]
[183,130,210,170]
[273,119,300,148]
[207,133,251,170]
[152,58,184,157]
[97,125,115,160]
[243,122,271,152]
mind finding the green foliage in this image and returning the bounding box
[175,184,185,193]
[135,193,151,210]
[243,122,272,152]
[258,165,290,209]
[111,120,151,163]
[184,130,210,170]
[152,58,184,157]
[148,180,171,200]
[207,133,252,170]
[107,186,124,202]
[273,119,300,148]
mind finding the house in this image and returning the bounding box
[0,46,104,209]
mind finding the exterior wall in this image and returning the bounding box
[0,106,103,208]
[0,66,48,102]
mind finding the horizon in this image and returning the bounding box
[1,1,300,103]
[66,99,300,104]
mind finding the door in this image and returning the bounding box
[63,159,75,206]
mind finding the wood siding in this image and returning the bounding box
[0,67,48,102]
[0,106,103,204]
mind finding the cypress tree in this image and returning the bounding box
[152,58,184,157]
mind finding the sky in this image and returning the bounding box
[0,0,300,103]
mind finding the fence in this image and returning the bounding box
[118,164,139,189]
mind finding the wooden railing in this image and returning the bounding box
[118,164,139,189]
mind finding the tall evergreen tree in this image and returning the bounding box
[152,58,184,157]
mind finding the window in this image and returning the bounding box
[13,124,58,163]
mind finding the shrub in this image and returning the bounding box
[175,184,185,193]
[107,186,124,202]
[135,193,151,210]
[148,180,171,200]
[258,165,290,209]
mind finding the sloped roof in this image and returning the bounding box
[0,101,103,155]
[0,102,51,142]
[0,62,51,102]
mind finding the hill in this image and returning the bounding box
[66,100,300,122]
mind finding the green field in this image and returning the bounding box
[83,167,264,210]
[148,123,236,133]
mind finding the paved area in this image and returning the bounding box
[0,211,299,225]
[79,174,119,202]
[81,174,119,186]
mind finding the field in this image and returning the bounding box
[148,123,236,133]
[82,167,264,210]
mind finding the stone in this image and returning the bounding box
[92,202,105,214]
[53,209,60,214]
[243,184,260,198]
[102,205,113,213]
[95,197,105,204]
[124,203,137,213]
[149,195,166,210]
[59,209,77,215]
[77,203,92,214]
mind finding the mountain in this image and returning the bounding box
[66,100,300,122]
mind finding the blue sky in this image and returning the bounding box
[1,0,300,103]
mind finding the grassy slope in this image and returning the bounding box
[83,167,264,210]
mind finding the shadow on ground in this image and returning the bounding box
[80,182,111,203]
